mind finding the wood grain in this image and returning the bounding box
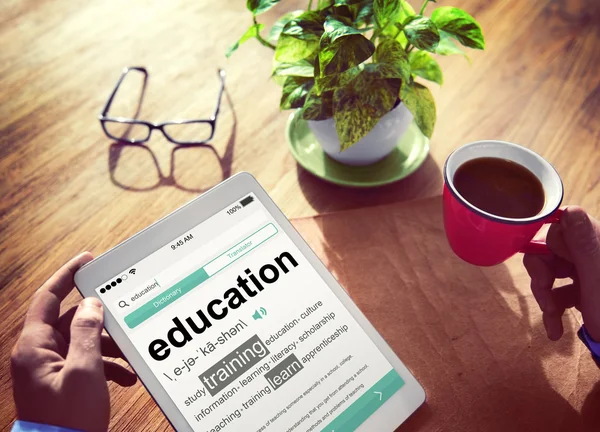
[0,0,598,430]
[293,197,600,432]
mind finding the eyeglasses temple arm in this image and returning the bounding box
[100,67,149,117]
[212,69,226,119]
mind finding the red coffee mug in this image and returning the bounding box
[443,140,564,266]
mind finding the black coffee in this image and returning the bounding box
[453,157,545,219]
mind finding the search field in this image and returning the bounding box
[123,223,278,329]
[116,278,161,310]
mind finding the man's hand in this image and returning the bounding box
[10,253,137,432]
[524,206,600,342]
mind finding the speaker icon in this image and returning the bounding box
[252,307,267,320]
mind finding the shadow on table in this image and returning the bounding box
[302,197,599,431]
[296,155,442,214]
[107,88,237,193]
[581,382,600,426]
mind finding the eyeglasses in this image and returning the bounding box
[99,66,225,145]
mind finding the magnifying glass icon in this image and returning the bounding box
[118,300,130,308]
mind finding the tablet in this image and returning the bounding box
[75,172,425,432]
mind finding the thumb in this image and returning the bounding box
[66,298,105,371]
[562,206,600,338]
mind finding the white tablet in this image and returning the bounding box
[75,172,425,432]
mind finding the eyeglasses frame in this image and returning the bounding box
[98,66,226,145]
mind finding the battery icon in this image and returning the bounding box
[240,196,254,207]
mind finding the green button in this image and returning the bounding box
[124,268,208,329]
[320,369,405,432]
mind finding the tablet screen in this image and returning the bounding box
[97,194,405,431]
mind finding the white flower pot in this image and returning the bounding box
[307,102,414,166]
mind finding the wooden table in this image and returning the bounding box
[0,0,598,430]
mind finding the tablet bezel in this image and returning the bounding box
[75,172,425,431]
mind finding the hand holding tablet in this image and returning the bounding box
[9,253,137,432]
[66,174,426,431]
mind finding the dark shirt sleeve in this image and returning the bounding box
[11,421,82,432]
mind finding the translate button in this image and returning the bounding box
[203,223,278,277]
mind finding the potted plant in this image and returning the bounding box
[228,0,485,166]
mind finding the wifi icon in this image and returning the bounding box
[252,307,267,320]
[129,268,136,275]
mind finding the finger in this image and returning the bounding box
[547,223,572,262]
[551,255,576,279]
[523,254,564,340]
[551,283,580,311]
[57,307,126,360]
[104,360,137,387]
[523,254,555,313]
[562,206,600,281]
[561,206,600,339]
[527,252,575,279]
[543,308,565,341]
[37,252,93,299]
[26,253,93,326]
[66,298,104,371]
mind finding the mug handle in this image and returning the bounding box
[520,208,564,254]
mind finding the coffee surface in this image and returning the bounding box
[453,157,545,219]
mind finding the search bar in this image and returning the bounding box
[123,223,278,329]
[116,278,162,310]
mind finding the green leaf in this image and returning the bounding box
[376,1,413,46]
[317,0,334,9]
[246,0,280,15]
[363,62,405,80]
[318,16,375,76]
[272,59,315,78]
[332,7,357,22]
[374,38,411,81]
[400,0,415,17]
[279,11,326,38]
[275,12,325,62]
[226,23,265,58]
[302,88,334,120]
[401,81,436,138]
[333,69,400,150]
[431,6,485,49]
[435,30,468,58]
[315,63,363,93]
[269,11,304,44]
[373,0,400,28]
[377,0,412,45]
[280,77,314,110]
[276,36,320,62]
[380,22,409,47]
[409,50,443,84]
[397,32,409,48]
[334,0,363,5]
[354,1,374,25]
[403,16,440,51]
[322,15,361,40]
[380,0,413,34]
[333,1,365,24]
